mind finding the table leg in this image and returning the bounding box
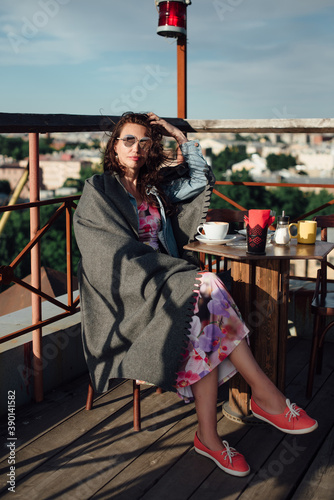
[223,258,289,423]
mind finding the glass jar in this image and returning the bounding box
[274,213,290,245]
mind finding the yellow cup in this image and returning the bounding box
[289,220,317,244]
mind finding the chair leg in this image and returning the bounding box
[133,380,141,432]
[86,380,94,410]
[87,379,146,431]
[316,317,326,374]
[306,315,321,398]
[307,315,334,398]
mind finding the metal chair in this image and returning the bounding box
[307,214,334,397]
[86,380,162,432]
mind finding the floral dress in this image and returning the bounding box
[138,201,249,403]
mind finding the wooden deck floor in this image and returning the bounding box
[1,337,333,500]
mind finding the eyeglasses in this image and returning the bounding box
[117,135,152,151]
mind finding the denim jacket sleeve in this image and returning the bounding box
[162,140,210,202]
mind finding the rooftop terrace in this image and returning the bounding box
[1,113,334,499]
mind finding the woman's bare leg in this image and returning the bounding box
[191,338,288,451]
[191,367,224,451]
[229,338,286,413]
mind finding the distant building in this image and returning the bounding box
[0,158,93,198]
[231,154,267,176]
[296,152,334,177]
[18,158,92,191]
[196,138,227,156]
[0,164,30,198]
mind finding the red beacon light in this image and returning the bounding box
[156,0,191,38]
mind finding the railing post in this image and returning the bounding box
[29,133,43,402]
[66,201,73,307]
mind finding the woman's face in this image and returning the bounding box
[114,123,151,172]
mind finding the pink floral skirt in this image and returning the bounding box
[175,272,249,403]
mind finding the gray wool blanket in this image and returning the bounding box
[73,169,214,393]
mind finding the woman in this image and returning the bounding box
[74,112,317,478]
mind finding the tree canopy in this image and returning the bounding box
[211,145,248,177]
[0,202,81,293]
[210,170,272,211]
[0,135,54,161]
[266,153,297,172]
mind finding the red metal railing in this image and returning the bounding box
[213,180,334,219]
[1,113,334,402]
[0,191,80,401]
[0,197,80,341]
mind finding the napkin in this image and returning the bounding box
[244,209,275,228]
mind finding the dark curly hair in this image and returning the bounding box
[103,112,176,214]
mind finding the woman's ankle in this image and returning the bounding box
[196,428,224,451]
[251,391,286,415]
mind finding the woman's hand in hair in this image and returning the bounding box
[147,112,188,145]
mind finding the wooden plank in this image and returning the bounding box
[285,338,313,382]
[186,118,334,134]
[0,380,147,494]
[227,257,285,418]
[291,426,334,500]
[228,260,252,416]
[277,260,289,391]
[0,373,91,461]
[0,113,120,133]
[1,113,334,134]
[288,342,334,410]
[252,259,280,386]
[0,391,193,499]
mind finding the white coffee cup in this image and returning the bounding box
[197,221,229,240]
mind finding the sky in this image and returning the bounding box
[1,0,334,120]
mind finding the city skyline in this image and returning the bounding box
[1,0,334,120]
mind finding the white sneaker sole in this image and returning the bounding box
[251,410,318,434]
[194,446,250,477]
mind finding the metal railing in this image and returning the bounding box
[0,195,80,343]
[213,180,334,218]
[1,112,334,402]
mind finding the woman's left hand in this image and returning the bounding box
[147,112,188,145]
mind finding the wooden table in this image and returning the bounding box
[184,237,334,422]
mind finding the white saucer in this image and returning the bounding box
[196,234,237,245]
